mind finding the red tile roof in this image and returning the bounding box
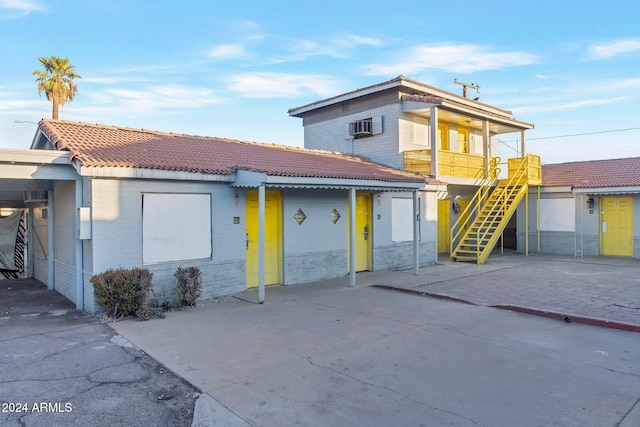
[38,120,428,184]
[542,157,640,188]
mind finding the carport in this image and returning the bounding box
[0,147,85,309]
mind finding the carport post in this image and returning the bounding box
[413,190,419,275]
[258,184,265,303]
[47,190,54,290]
[349,188,356,287]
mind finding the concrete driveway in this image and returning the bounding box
[112,254,640,427]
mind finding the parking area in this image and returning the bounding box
[112,253,640,426]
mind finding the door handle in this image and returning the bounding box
[363,225,369,240]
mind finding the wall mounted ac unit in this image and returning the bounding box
[349,119,372,137]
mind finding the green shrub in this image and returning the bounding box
[91,267,156,320]
[174,266,202,307]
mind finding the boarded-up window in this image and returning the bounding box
[392,198,414,242]
[540,198,575,231]
[142,193,211,263]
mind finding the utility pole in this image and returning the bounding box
[454,79,480,99]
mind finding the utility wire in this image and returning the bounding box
[499,126,640,144]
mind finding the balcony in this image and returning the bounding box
[403,149,499,180]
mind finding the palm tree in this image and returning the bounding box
[33,56,81,120]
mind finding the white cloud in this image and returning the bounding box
[275,33,384,63]
[514,96,627,114]
[0,0,44,18]
[93,84,226,113]
[588,38,640,60]
[208,43,248,60]
[229,72,341,98]
[362,43,539,75]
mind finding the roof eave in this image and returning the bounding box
[78,166,235,182]
[572,186,640,195]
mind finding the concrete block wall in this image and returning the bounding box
[373,241,435,271]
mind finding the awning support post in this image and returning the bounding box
[258,184,266,303]
[349,188,356,287]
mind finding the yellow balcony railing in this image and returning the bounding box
[403,149,499,179]
[508,154,541,185]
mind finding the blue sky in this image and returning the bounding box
[1,0,639,164]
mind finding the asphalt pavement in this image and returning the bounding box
[0,278,197,427]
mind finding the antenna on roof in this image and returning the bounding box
[454,79,480,99]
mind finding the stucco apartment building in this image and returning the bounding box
[1,119,438,312]
[289,75,540,264]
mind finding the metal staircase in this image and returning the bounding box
[450,155,541,264]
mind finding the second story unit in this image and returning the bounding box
[288,75,534,186]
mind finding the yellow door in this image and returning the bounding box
[437,199,450,253]
[246,190,282,288]
[458,128,470,154]
[601,196,633,257]
[347,193,372,272]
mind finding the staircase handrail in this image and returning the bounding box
[449,158,502,254]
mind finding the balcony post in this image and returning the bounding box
[482,120,490,179]
[430,106,438,176]
[521,130,526,156]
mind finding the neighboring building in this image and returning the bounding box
[289,75,539,263]
[517,157,640,259]
[0,119,440,312]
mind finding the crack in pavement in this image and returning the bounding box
[616,396,640,427]
[307,358,486,427]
